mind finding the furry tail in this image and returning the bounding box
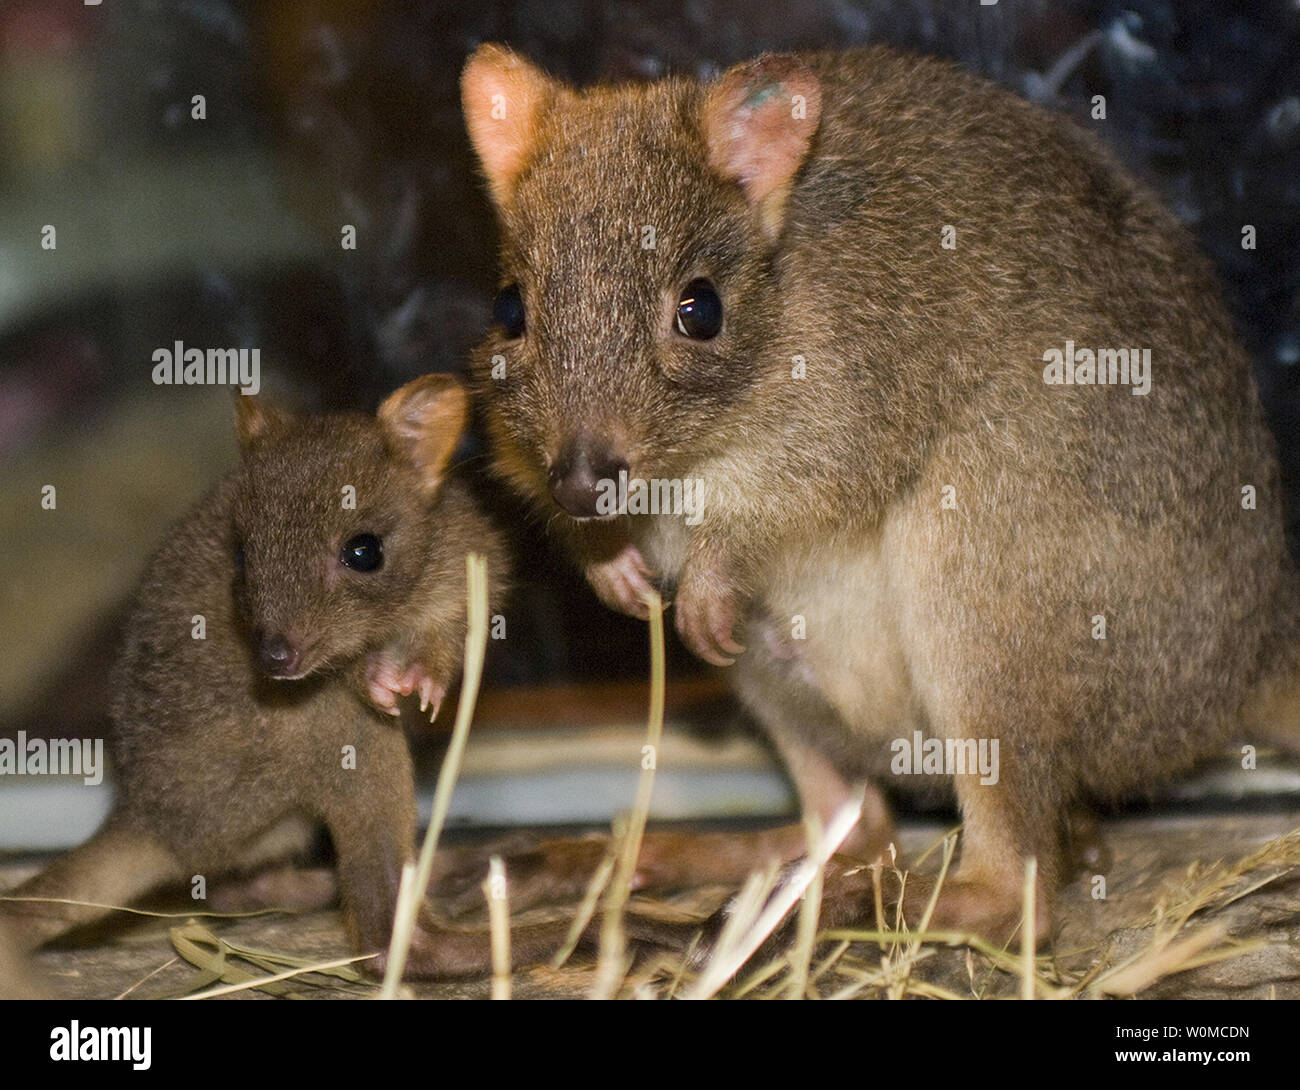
[0,920,47,998]
[0,818,180,955]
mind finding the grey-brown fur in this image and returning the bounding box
[462,43,1300,939]
[1,377,515,976]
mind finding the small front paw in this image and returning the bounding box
[586,543,657,620]
[364,654,446,722]
[364,655,405,717]
[674,570,746,666]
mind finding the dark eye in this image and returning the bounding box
[340,533,383,573]
[675,279,722,340]
[492,283,525,339]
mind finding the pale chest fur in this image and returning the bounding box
[633,506,924,750]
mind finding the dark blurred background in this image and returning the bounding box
[2,0,1298,745]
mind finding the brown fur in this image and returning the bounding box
[1,376,521,977]
[461,43,1300,941]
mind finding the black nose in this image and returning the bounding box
[548,436,628,518]
[256,633,301,677]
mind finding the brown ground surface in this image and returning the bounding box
[4,808,1297,1000]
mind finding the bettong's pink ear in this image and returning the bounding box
[377,373,469,495]
[701,54,823,237]
[461,43,561,208]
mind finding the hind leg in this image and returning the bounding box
[710,765,1063,962]
[428,721,895,921]
[206,815,336,914]
[310,716,578,978]
[310,717,421,969]
[809,701,1065,944]
[905,768,1061,943]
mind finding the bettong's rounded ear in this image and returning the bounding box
[461,43,561,208]
[377,373,469,494]
[700,54,823,238]
[233,393,289,449]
